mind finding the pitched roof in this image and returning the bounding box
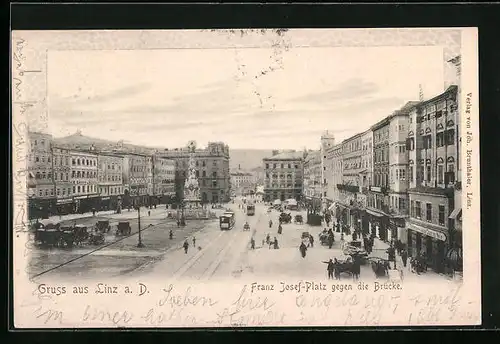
[264,151,303,161]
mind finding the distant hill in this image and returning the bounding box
[229,149,274,171]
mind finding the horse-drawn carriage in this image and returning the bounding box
[95,220,111,233]
[294,214,303,224]
[319,230,335,246]
[343,241,369,263]
[279,212,292,224]
[33,224,91,248]
[369,257,391,278]
[116,221,132,236]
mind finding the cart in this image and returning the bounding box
[116,221,132,236]
[95,220,111,233]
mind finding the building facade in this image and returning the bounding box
[320,131,336,210]
[158,142,231,204]
[97,153,124,211]
[230,171,254,196]
[337,133,363,230]
[52,146,73,215]
[328,144,343,214]
[70,149,99,213]
[387,103,418,243]
[263,151,304,202]
[365,117,391,240]
[153,155,176,204]
[407,85,460,273]
[303,150,322,210]
[119,153,153,208]
[27,132,55,219]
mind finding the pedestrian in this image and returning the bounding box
[273,237,279,250]
[322,259,335,279]
[277,224,282,235]
[299,242,307,258]
[401,249,408,268]
[266,233,271,245]
[169,229,173,240]
[250,237,255,250]
[328,233,334,249]
[192,236,196,247]
[387,245,396,262]
[183,240,189,254]
[352,256,361,281]
[333,258,341,280]
[309,234,314,248]
[148,210,151,216]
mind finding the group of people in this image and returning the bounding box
[322,257,361,280]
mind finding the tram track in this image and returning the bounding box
[173,208,265,281]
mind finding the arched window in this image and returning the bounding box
[35,172,40,179]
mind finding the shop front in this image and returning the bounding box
[407,221,447,273]
[74,195,100,214]
[55,198,74,216]
[99,196,111,211]
[388,217,406,244]
[28,197,57,220]
[365,207,389,241]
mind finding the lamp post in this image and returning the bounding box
[137,206,144,248]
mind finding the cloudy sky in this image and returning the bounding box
[47,44,445,149]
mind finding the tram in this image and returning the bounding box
[220,211,236,230]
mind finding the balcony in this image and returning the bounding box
[369,185,388,194]
[337,184,359,193]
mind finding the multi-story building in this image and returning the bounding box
[27,132,55,219]
[97,153,124,211]
[70,149,99,213]
[118,152,153,208]
[406,85,460,273]
[152,155,176,204]
[320,131,335,211]
[263,150,304,202]
[328,143,343,215]
[337,133,363,230]
[230,170,254,196]
[303,150,322,210]
[365,116,391,240]
[387,102,419,242]
[158,142,231,204]
[357,129,374,232]
[51,145,73,215]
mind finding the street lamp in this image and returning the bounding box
[137,206,144,248]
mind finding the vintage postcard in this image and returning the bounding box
[11,28,480,328]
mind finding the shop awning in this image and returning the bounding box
[407,222,447,242]
[328,203,336,211]
[449,207,462,220]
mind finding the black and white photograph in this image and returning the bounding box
[12,28,480,327]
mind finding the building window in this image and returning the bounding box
[436,132,445,147]
[426,165,431,182]
[426,203,432,222]
[57,188,60,196]
[202,171,206,177]
[446,129,455,145]
[273,164,276,169]
[439,205,445,226]
[212,172,217,178]
[265,163,269,169]
[438,164,444,184]
[77,186,81,193]
[415,201,421,219]
[423,135,432,149]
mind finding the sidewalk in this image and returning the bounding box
[44,205,169,224]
